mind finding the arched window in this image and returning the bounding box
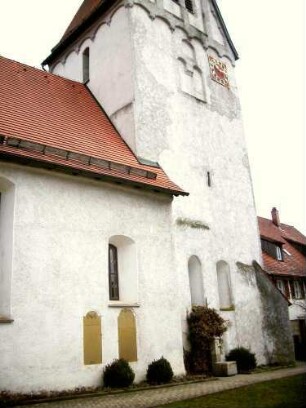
[109,244,119,300]
[177,40,206,101]
[216,261,233,310]
[188,255,204,305]
[108,236,137,303]
[82,47,90,83]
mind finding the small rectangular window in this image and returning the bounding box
[83,48,90,83]
[185,0,194,13]
[207,171,212,187]
[276,246,283,261]
[293,281,302,299]
[276,279,285,295]
[289,280,295,299]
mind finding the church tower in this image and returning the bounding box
[44,0,266,361]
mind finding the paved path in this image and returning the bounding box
[15,364,306,408]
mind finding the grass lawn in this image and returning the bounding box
[157,374,306,408]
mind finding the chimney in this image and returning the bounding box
[271,207,280,227]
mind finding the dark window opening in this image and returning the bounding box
[109,244,119,300]
[261,239,283,261]
[171,0,194,14]
[185,0,194,13]
[83,48,90,83]
[207,171,212,187]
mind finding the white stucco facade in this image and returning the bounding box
[0,163,186,392]
[0,0,289,394]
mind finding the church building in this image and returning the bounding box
[0,0,293,393]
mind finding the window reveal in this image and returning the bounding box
[109,244,119,300]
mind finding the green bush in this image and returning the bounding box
[226,347,257,373]
[146,357,174,384]
[187,306,227,374]
[103,359,135,388]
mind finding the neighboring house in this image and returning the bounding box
[258,208,306,360]
[0,0,293,394]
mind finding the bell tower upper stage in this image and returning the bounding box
[44,0,239,163]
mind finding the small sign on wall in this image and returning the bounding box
[208,56,230,88]
[118,309,137,362]
[83,311,102,365]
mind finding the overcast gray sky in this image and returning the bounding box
[0,0,305,233]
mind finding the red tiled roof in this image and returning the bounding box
[257,217,286,244]
[258,216,306,278]
[280,224,306,246]
[0,56,186,196]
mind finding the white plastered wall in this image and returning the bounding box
[0,163,185,393]
[0,177,15,318]
[130,4,265,362]
[45,0,268,373]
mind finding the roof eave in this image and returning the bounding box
[211,0,239,61]
[43,0,114,66]
[43,0,239,66]
[0,153,188,197]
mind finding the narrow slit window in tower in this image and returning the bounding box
[83,48,90,83]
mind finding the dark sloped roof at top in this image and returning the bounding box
[43,0,238,66]
[0,56,186,196]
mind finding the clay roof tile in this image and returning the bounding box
[0,56,186,196]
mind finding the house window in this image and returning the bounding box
[293,281,302,299]
[109,244,119,300]
[261,239,283,261]
[82,47,90,83]
[276,246,282,261]
[276,279,285,296]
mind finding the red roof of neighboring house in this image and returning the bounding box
[258,216,306,278]
[280,224,306,247]
[0,56,186,196]
[257,217,286,244]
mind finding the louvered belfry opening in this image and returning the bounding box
[185,0,194,13]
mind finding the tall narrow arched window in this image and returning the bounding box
[82,47,90,83]
[216,261,233,310]
[109,244,119,300]
[108,236,138,303]
[188,256,204,306]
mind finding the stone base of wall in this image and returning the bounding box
[212,361,237,376]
